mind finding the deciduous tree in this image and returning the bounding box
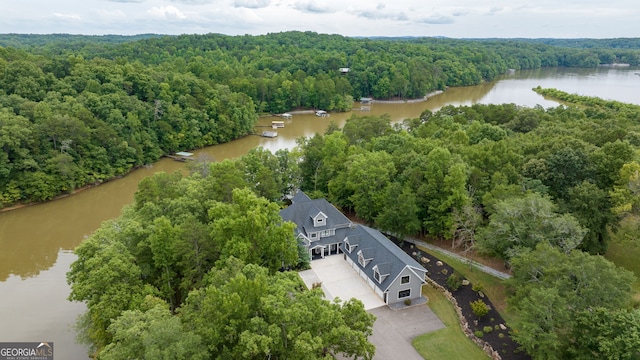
[477,193,587,259]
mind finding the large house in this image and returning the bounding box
[280,191,352,259]
[280,191,427,305]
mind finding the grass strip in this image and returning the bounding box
[413,284,490,360]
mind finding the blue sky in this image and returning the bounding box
[0,0,637,38]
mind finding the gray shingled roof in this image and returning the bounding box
[291,191,311,203]
[281,191,426,294]
[279,191,352,247]
[343,224,426,292]
[375,262,392,276]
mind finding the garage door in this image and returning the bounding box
[375,287,384,299]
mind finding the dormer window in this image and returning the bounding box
[344,236,359,253]
[357,249,373,268]
[313,212,328,227]
[372,264,389,284]
[345,238,357,253]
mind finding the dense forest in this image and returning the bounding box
[67,152,375,359]
[294,94,640,358]
[67,89,640,359]
[3,32,640,208]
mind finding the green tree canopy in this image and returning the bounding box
[181,259,376,360]
[477,192,587,260]
[507,243,636,359]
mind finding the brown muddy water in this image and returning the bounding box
[1,66,638,359]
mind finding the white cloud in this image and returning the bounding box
[354,5,407,21]
[170,0,217,4]
[0,0,639,37]
[414,14,454,25]
[294,1,335,14]
[147,5,187,19]
[485,6,505,15]
[53,12,82,21]
[234,0,272,9]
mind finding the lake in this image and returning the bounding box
[0,66,638,359]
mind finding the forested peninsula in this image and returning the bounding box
[2,32,640,208]
[68,93,640,359]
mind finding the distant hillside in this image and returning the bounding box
[470,37,640,50]
[2,31,640,208]
[0,33,164,49]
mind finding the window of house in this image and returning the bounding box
[310,232,317,239]
[374,270,380,282]
[401,275,410,284]
[398,289,411,299]
[358,252,367,267]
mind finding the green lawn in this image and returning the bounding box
[416,245,516,325]
[413,284,490,360]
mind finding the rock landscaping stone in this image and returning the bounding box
[400,241,531,360]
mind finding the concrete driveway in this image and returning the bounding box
[299,255,445,360]
[367,305,444,360]
[299,255,385,310]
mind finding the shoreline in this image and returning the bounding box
[2,91,447,213]
[279,90,446,115]
[0,132,257,213]
[370,90,444,104]
[0,175,130,213]
[1,183,98,213]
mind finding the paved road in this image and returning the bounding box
[405,238,512,280]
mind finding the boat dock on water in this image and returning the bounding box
[165,151,194,162]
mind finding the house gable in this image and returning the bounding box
[312,211,328,227]
[280,191,353,259]
[281,191,427,305]
[384,265,427,304]
[344,235,360,253]
[342,224,427,304]
[357,248,374,268]
[373,262,391,284]
[280,192,352,242]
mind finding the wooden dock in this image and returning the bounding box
[164,151,194,162]
[164,155,193,162]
